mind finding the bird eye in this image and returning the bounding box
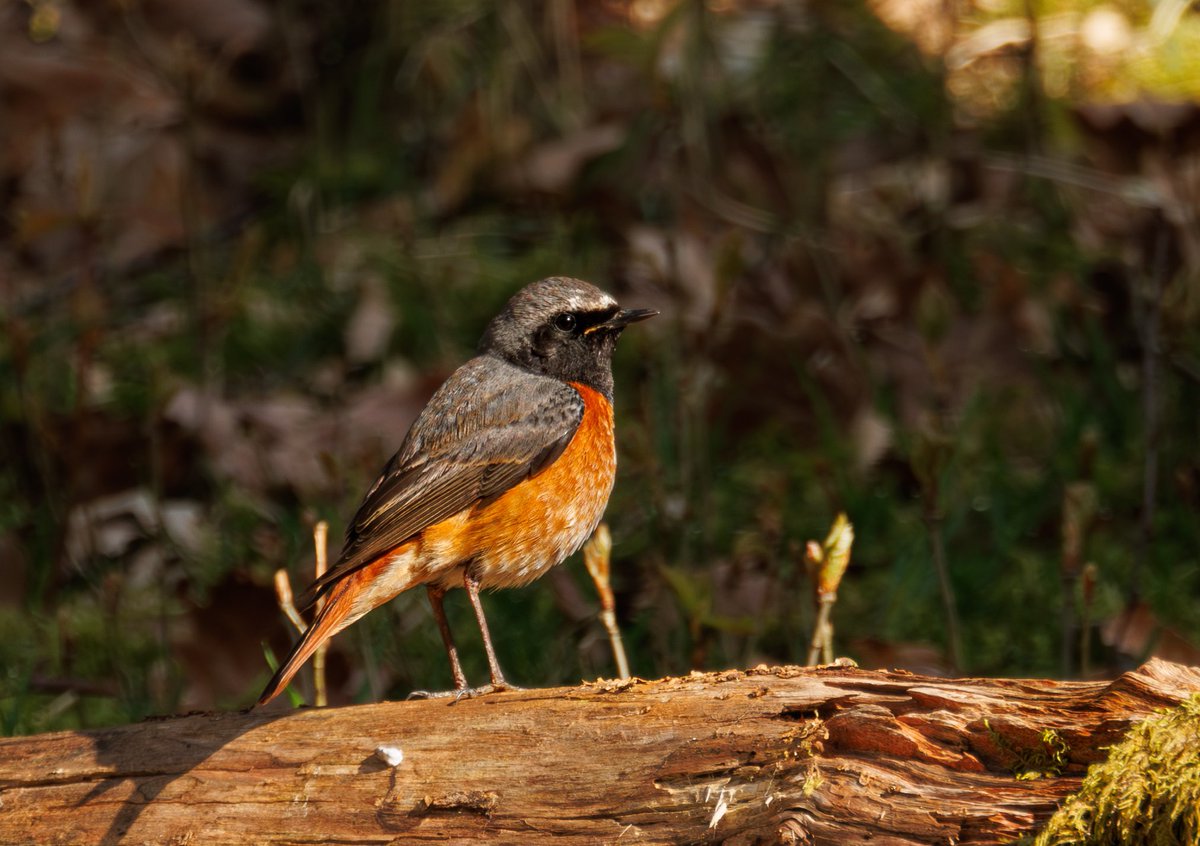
[553,312,577,332]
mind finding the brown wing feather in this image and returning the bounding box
[298,357,584,608]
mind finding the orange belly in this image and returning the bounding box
[419,381,616,589]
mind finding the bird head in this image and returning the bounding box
[479,277,657,397]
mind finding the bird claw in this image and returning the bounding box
[407,682,524,702]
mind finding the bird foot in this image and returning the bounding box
[407,681,524,702]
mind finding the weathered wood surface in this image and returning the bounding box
[1,659,1197,845]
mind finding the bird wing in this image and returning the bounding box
[298,357,584,607]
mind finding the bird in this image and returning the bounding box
[257,276,656,706]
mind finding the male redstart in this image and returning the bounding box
[257,277,656,704]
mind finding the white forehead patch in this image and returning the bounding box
[522,277,618,314]
[559,289,617,311]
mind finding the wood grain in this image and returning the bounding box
[1,659,1197,845]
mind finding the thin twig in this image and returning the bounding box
[312,520,329,707]
[1061,465,1097,678]
[583,523,630,680]
[806,597,834,667]
[1080,563,1097,677]
[981,152,1163,207]
[927,513,963,673]
[914,423,964,673]
[1132,233,1166,603]
[271,520,330,705]
[273,569,307,635]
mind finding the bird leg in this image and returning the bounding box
[426,585,468,692]
[407,573,522,700]
[463,568,522,693]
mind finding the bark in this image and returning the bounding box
[1,658,1197,845]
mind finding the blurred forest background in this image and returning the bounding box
[2,0,1199,735]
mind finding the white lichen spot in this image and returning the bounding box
[374,745,404,767]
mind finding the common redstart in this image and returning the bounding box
[257,277,656,705]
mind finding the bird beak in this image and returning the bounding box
[586,307,659,334]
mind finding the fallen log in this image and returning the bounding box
[1,658,1197,845]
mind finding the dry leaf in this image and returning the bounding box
[345,273,395,364]
[1101,602,1200,667]
[505,123,625,194]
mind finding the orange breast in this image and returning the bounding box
[420,382,617,589]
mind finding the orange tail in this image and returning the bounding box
[257,581,357,707]
[257,546,420,707]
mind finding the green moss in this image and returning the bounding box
[986,720,1071,780]
[1020,695,1200,845]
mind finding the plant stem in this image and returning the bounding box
[927,511,964,672]
[313,521,329,707]
[1132,234,1165,603]
[806,595,835,666]
[601,609,631,681]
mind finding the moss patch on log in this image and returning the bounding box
[1021,694,1200,846]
